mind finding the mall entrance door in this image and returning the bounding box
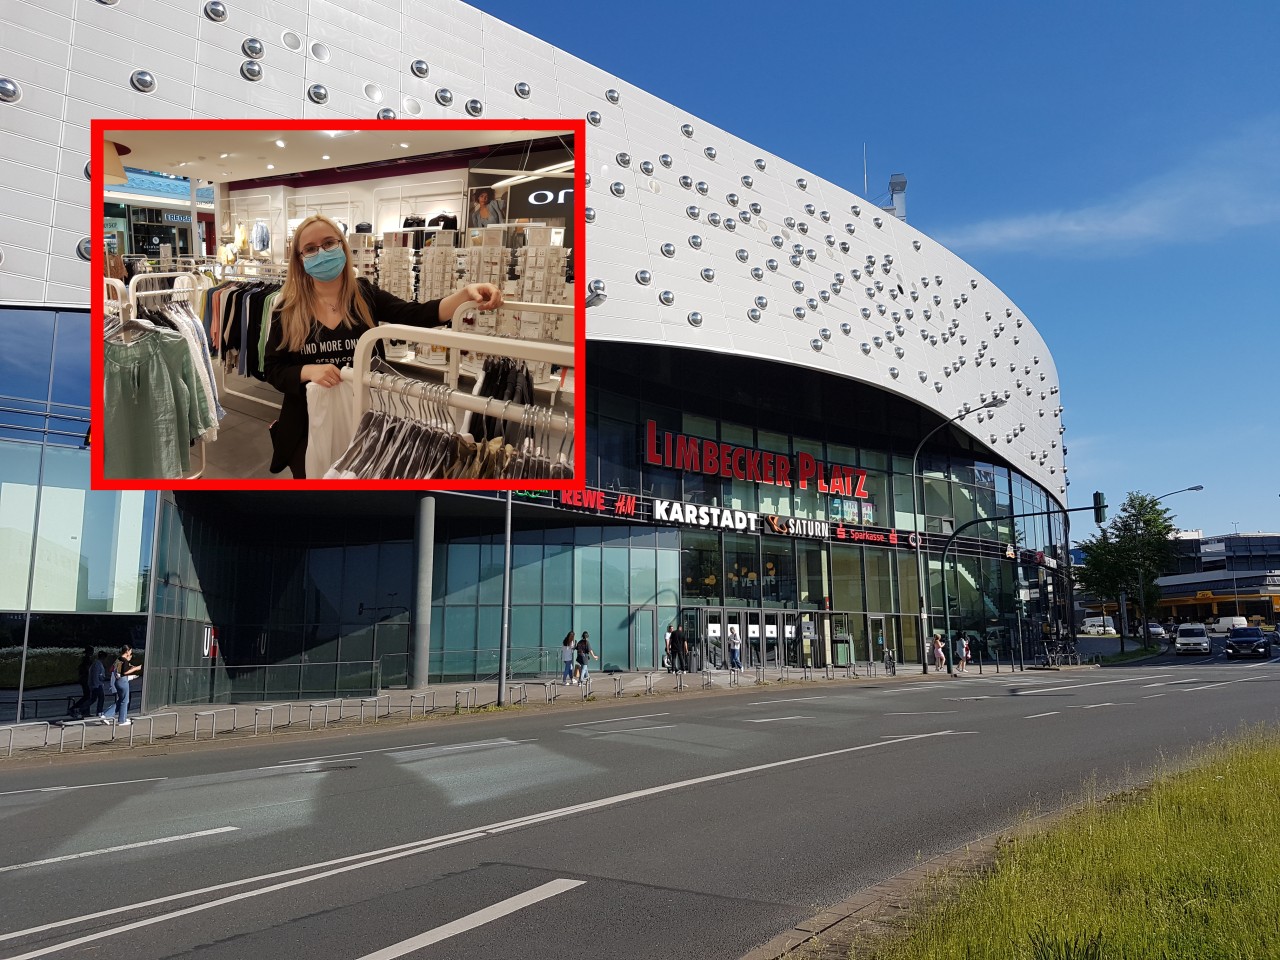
[781,612,850,667]
[678,608,750,670]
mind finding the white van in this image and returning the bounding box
[1080,616,1116,635]
[1208,616,1247,637]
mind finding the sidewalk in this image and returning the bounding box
[0,657,1093,762]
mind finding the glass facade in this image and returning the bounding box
[3,310,1069,717]
[1,308,154,723]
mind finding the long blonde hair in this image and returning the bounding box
[275,215,374,351]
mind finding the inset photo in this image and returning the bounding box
[91,119,583,489]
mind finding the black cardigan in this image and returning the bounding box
[263,278,445,474]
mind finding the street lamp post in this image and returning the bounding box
[1230,520,1241,618]
[911,396,1006,674]
[1137,485,1204,647]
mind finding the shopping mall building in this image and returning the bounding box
[0,0,1070,719]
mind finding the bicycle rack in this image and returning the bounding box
[675,672,686,692]
[754,667,766,685]
[509,683,528,705]
[302,700,340,729]
[253,704,289,735]
[644,672,659,695]
[129,712,179,747]
[357,695,390,723]
[409,691,436,716]
[1,722,51,758]
[455,688,478,712]
[193,707,238,741]
[579,678,591,700]
[611,676,624,698]
[701,668,714,690]
[57,720,89,753]
[727,669,739,688]
[801,665,814,681]
[778,664,791,681]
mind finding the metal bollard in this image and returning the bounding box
[612,676,624,698]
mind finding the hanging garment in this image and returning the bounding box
[304,380,356,479]
[104,331,211,479]
[250,221,270,252]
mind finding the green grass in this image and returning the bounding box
[852,729,1280,960]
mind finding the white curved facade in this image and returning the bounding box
[0,0,1065,503]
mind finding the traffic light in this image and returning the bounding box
[1092,491,1107,525]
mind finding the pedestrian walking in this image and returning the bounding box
[932,634,946,672]
[726,626,743,671]
[953,634,969,673]
[575,631,598,684]
[87,651,109,719]
[69,646,95,720]
[561,631,576,685]
[664,624,675,673]
[101,645,142,725]
[672,625,689,674]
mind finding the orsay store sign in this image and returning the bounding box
[644,421,868,497]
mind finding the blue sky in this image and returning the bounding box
[470,0,1280,538]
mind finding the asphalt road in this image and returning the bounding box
[2,651,1278,960]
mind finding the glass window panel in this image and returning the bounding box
[680,531,721,606]
[601,606,630,672]
[51,312,91,408]
[830,543,863,611]
[542,605,573,659]
[656,548,680,607]
[601,546,629,604]
[796,541,827,609]
[860,471,889,528]
[865,547,894,611]
[441,607,477,677]
[509,605,542,664]
[305,547,344,624]
[0,308,54,405]
[341,544,379,622]
[761,538,795,608]
[476,542,504,605]
[574,545,602,604]
[756,430,790,516]
[476,606,503,673]
[723,533,758,607]
[544,543,573,604]
[862,450,888,471]
[0,440,41,608]
[511,544,543,604]
[629,547,657,606]
[897,550,920,617]
[792,439,822,520]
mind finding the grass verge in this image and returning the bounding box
[850,727,1280,960]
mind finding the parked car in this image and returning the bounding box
[1173,623,1211,656]
[1144,623,1166,641]
[1081,616,1117,636]
[1224,627,1271,659]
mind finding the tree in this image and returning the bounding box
[1075,492,1177,652]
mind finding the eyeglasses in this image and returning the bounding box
[299,237,342,260]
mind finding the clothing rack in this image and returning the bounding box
[344,314,574,433]
[215,271,286,410]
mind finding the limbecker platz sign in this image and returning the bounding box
[644,421,868,498]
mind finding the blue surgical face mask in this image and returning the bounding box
[302,245,347,282]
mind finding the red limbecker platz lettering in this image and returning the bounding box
[644,420,867,497]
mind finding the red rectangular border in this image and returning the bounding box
[91,117,587,493]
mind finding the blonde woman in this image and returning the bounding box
[263,215,502,477]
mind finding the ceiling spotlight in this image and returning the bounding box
[275,140,286,148]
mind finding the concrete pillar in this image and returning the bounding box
[413,495,436,690]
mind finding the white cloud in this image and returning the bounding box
[934,117,1280,255]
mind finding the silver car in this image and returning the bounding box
[1173,623,1211,656]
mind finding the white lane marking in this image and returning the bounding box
[1142,679,1200,688]
[439,738,537,751]
[884,711,958,716]
[1185,676,1267,692]
[0,827,238,875]
[274,742,436,765]
[354,879,585,960]
[1,729,963,956]
[1015,675,1172,696]
[1142,694,1165,699]
[744,716,814,723]
[259,759,361,770]
[1024,712,1059,719]
[1067,702,1132,709]
[0,777,166,798]
[600,725,677,734]
[748,696,827,705]
[564,713,669,727]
